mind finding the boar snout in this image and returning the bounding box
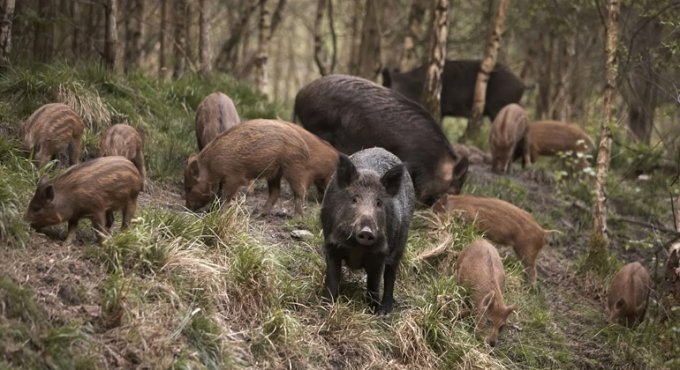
[356,225,376,246]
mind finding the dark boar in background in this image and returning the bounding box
[321,148,415,313]
[100,124,146,189]
[25,156,143,244]
[21,103,84,168]
[195,92,241,150]
[382,59,525,120]
[490,103,530,173]
[184,119,314,216]
[607,262,650,327]
[294,74,467,205]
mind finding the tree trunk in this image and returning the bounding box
[185,2,194,67]
[104,0,118,70]
[348,0,362,75]
[198,0,212,75]
[172,0,187,78]
[550,34,576,122]
[124,0,145,72]
[254,0,270,96]
[34,0,54,63]
[71,0,79,58]
[464,0,508,139]
[269,0,287,40]
[85,1,101,59]
[589,0,621,259]
[355,0,381,80]
[214,0,258,73]
[420,0,448,122]
[0,0,15,66]
[535,32,554,119]
[313,0,329,76]
[159,0,168,78]
[399,0,427,72]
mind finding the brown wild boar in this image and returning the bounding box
[524,120,594,167]
[490,103,530,173]
[434,194,556,283]
[195,92,241,150]
[286,122,338,195]
[25,156,143,244]
[184,119,315,216]
[100,124,145,189]
[21,103,84,168]
[607,262,650,327]
[457,239,516,347]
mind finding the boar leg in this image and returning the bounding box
[64,219,80,245]
[518,247,538,283]
[105,210,115,230]
[365,262,384,313]
[90,211,109,243]
[380,263,398,314]
[68,139,81,166]
[261,175,282,215]
[122,198,138,229]
[323,248,342,302]
[288,179,307,217]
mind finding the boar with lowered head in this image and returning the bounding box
[25,156,143,244]
[321,147,415,314]
[100,124,145,189]
[195,92,241,150]
[434,194,556,283]
[521,120,594,168]
[185,119,320,216]
[294,74,468,205]
[457,239,516,347]
[607,262,650,327]
[21,103,84,168]
[490,103,530,173]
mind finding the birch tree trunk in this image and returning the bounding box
[124,0,145,72]
[172,0,188,78]
[104,0,118,70]
[159,0,168,78]
[355,0,381,80]
[399,0,427,72]
[464,0,508,139]
[589,0,621,258]
[420,0,448,122]
[0,0,15,66]
[198,0,212,75]
[254,0,271,97]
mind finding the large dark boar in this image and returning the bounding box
[294,74,468,205]
[321,148,415,314]
[382,60,525,120]
[100,124,145,189]
[490,103,530,173]
[523,120,594,167]
[21,103,84,168]
[457,239,516,347]
[195,92,241,150]
[607,262,650,327]
[434,194,556,283]
[24,156,143,244]
[184,119,315,216]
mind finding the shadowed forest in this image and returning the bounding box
[0,0,679,369]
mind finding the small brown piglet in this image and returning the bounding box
[457,239,516,347]
[100,124,145,189]
[21,103,84,168]
[185,119,316,216]
[434,194,556,283]
[285,122,338,196]
[195,92,241,150]
[525,120,594,168]
[490,103,530,173]
[607,262,650,327]
[25,156,143,244]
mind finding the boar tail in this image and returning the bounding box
[543,229,562,235]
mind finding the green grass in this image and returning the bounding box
[0,138,36,248]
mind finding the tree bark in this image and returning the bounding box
[34,0,54,63]
[172,0,187,78]
[198,0,212,75]
[590,0,621,255]
[355,0,381,80]
[399,0,427,72]
[159,0,168,78]
[104,0,118,70]
[124,0,145,72]
[71,0,79,58]
[313,0,329,76]
[465,0,508,139]
[254,0,271,96]
[269,0,287,40]
[420,0,448,122]
[214,0,258,73]
[550,34,576,122]
[348,0,362,75]
[0,0,15,66]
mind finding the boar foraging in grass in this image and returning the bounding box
[457,239,516,347]
[490,103,530,173]
[100,124,145,189]
[21,103,84,168]
[321,148,415,314]
[434,194,556,283]
[184,119,325,216]
[521,120,594,168]
[24,156,143,245]
[607,262,650,327]
[195,92,241,150]
[294,74,468,205]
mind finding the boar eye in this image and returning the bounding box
[376,199,383,207]
[352,196,359,204]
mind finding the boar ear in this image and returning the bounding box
[43,184,54,202]
[505,304,517,318]
[187,155,200,180]
[481,291,495,312]
[450,156,469,195]
[615,298,626,310]
[37,176,49,187]
[336,154,358,189]
[381,164,404,197]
